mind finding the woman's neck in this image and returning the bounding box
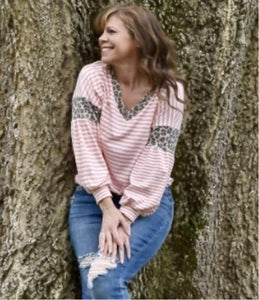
[112,63,147,90]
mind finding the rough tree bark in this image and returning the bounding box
[0,0,257,299]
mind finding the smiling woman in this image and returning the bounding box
[99,15,140,67]
[68,3,189,299]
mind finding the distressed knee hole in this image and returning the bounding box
[78,251,118,289]
[78,252,97,268]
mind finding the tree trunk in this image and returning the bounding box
[0,0,98,298]
[0,0,257,299]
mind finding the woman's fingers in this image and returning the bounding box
[120,217,131,236]
[102,242,108,257]
[111,242,117,263]
[125,236,131,259]
[106,231,113,255]
[112,228,123,248]
[99,231,105,252]
[106,229,131,264]
[118,236,130,263]
[99,231,113,257]
[119,246,124,264]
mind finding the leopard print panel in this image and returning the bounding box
[146,126,180,154]
[110,69,153,120]
[72,97,101,123]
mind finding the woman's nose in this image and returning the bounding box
[99,31,108,44]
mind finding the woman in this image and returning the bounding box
[68,3,189,299]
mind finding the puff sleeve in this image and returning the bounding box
[119,82,185,222]
[71,65,112,203]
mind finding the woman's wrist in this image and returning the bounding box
[98,197,115,212]
[122,214,133,224]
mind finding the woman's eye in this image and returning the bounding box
[107,29,116,34]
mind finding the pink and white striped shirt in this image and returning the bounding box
[71,61,184,222]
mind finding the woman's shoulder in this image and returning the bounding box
[79,60,109,80]
[77,61,110,98]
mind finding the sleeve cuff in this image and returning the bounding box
[92,185,112,203]
[120,205,140,223]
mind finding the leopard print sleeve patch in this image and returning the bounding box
[146,126,180,154]
[72,97,101,123]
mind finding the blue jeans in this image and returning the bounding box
[68,184,174,299]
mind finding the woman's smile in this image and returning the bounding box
[101,46,114,54]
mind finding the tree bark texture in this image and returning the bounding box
[0,0,257,299]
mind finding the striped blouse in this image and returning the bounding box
[71,61,185,222]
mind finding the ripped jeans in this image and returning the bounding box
[68,184,174,299]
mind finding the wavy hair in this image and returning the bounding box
[94,3,190,111]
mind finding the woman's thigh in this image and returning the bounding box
[116,185,174,282]
[68,185,102,258]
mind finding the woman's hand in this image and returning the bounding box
[110,224,131,264]
[99,197,131,257]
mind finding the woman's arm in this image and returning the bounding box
[71,64,131,258]
[71,65,112,202]
[119,82,185,222]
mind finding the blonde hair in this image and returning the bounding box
[94,3,190,110]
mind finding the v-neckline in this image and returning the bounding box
[109,67,154,121]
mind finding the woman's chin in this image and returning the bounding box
[101,56,112,64]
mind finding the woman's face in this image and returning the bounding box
[98,14,140,65]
